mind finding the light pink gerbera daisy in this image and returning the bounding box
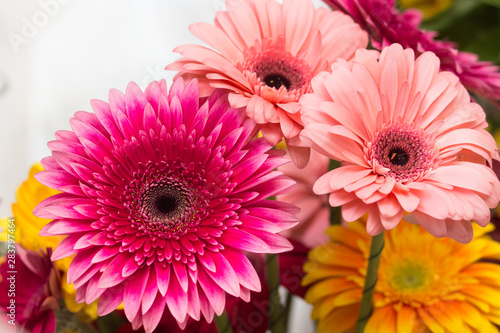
[300,44,500,243]
[34,79,299,332]
[166,0,368,168]
[323,0,500,102]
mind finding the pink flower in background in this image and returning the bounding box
[34,79,298,332]
[0,247,61,333]
[277,150,330,248]
[323,0,500,101]
[167,0,368,168]
[301,44,500,243]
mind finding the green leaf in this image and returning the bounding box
[475,0,500,9]
[96,312,127,333]
[463,24,500,63]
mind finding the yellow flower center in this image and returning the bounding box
[389,260,432,292]
[377,236,464,307]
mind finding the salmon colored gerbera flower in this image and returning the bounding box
[34,79,298,332]
[301,44,500,243]
[303,219,500,333]
[167,0,368,167]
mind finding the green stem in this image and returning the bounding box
[328,159,342,225]
[55,306,99,333]
[356,231,385,333]
[96,311,127,333]
[283,291,293,333]
[214,310,233,333]
[266,253,285,333]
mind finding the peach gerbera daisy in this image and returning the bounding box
[303,219,500,333]
[167,0,368,167]
[300,43,500,243]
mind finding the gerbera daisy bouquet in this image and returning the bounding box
[2,0,500,332]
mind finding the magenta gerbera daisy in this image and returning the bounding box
[300,44,500,243]
[166,0,368,168]
[323,0,500,102]
[0,247,61,333]
[34,79,298,332]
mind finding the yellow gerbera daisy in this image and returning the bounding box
[303,219,500,332]
[0,163,60,249]
[0,163,99,321]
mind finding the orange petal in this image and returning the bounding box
[396,305,418,333]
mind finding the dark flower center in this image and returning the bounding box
[122,160,213,239]
[156,195,177,215]
[388,148,409,166]
[371,124,434,183]
[242,45,312,94]
[263,74,291,90]
[141,185,187,221]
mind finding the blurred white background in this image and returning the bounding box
[0,1,331,331]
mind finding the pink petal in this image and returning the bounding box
[141,269,159,315]
[429,163,496,195]
[202,252,240,297]
[243,228,293,253]
[445,220,473,244]
[97,253,131,288]
[51,234,81,260]
[155,261,170,296]
[412,211,447,238]
[67,248,99,284]
[97,285,124,316]
[165,268,188,323]
[218,228,271,253]
[366,205,385,235]
[173,260,189,293]
[186,279,201,321]
[342,200,369,222]
[222,247,261,292]
[142,293,166,333]
[124,266,150,322]
[197,268,225,316]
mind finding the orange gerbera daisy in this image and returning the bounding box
[303,218,500,332]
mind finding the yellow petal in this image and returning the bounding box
[308,244,364,268]
[311,294,336,320]
[317,304,359,333]
[462,263,500,286]
[312,289,362,319]
[396,305,418,333]
[325,225,367,250]
[367,305,397,333]
[305,277,359,303]
[416,307,445,333]
[332,289,362,307]
[462,284,500,307]
[453,301,490,329]
[426,303,464,332]
[302,263,359,286]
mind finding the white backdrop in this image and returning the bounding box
[0,1,332,332]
